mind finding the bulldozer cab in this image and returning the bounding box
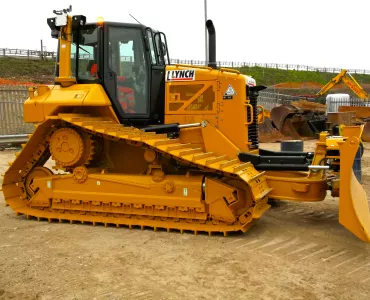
[52,18,169,126]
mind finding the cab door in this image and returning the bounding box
[103,24,150,122]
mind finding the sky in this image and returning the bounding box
[1,0,369,70]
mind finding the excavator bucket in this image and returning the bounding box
[338,126,370,242]
[270,104,315,139]
[361,121,370,142]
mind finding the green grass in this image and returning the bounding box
[0,57,55,83]
[2,57,370,91]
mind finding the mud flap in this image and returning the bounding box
[338,127,370,242]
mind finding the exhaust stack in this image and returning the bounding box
[206,20,216,69]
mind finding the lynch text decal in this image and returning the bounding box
[166,69,195,81]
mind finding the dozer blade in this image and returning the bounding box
[338,126,370,242]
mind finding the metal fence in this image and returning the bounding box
[0,86,299,135]
[2,48,370,75]
[0,48,56,60]
[257,91,301,111]
[0,86,34,135]
[0,85,368,135]
[171,59,370,75]
[257,90,370,112]
[326,97,370,113]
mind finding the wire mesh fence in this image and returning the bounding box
[257,91,300,111]
[2,48,370,74]
[0,84,368,135]
[0,86,34,135]
[326,96,370,113]
[170,59,370,75]
[0,48,56,60]
[257,91,370,112]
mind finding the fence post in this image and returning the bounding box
[2,48,5,56]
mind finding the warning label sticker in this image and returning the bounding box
[223,84,237,99]
[166,70,195,81]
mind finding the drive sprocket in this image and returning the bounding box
[50,127,95,169]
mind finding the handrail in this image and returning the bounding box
[219,67,241,74]
[174,63,213,70]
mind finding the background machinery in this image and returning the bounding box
[266,69,370,140]
[2,7,370,242]
[316,69,369,100]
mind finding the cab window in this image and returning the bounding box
[108,26,149,115]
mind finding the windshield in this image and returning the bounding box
[71,26,99,81]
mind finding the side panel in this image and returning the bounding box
[217,74,249,152]
[164,66,250,153]
[24,84,114,123]
[165,81,218,115]
[164,66,219,126]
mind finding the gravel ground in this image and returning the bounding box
[0,140,369,300]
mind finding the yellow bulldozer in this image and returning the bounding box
[2,6,370,242]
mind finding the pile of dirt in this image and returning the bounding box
[0,78,36,86]
[258,117,292,142]
[290,99,327,112]
[273,82,323,89]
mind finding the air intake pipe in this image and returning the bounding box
[206,20,216,69]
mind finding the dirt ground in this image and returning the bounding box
[0,140,369,300]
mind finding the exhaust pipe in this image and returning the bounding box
[206,20,216,69]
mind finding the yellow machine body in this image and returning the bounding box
[2,10,370,242]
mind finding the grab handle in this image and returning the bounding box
[245,104,254,125]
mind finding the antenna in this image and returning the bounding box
[129,14,142,25]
